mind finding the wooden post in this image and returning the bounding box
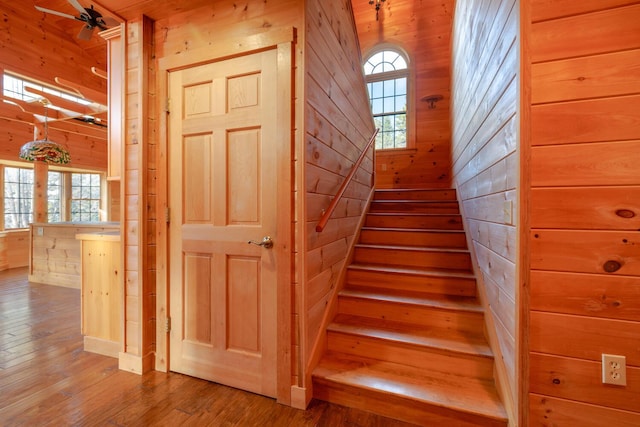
[31,123,48,224]
[33,161,48,223]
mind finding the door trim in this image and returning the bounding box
[156,27,295,405]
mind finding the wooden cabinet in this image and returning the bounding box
[29,222,119,288]
[0,233,7,271]
[77,231,122,358]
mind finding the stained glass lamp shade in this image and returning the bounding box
[19,139,71,164]
[19,105,71,165]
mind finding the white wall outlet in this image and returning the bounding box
[602,354,627,386]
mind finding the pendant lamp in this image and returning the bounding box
[19,101,71,165]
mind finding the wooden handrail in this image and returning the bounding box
[316,129,379,232]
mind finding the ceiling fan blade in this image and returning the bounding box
[67,0,88,15]
[100,16,119,27]
[77,25,94,40]
[35,6,78,21]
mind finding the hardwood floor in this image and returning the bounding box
[0,267,413,426]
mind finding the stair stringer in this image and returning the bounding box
[454,188,517,426]
[302,186,376,405]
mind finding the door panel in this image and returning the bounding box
[168,49,278,398]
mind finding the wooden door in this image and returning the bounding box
[168,49,278,397]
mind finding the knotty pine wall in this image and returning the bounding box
[352,0,455,188]
[527,1,640,424]
[302,0,375,382]
[451,0,519,420]
[117,18,156,373]
[0,2,108,171]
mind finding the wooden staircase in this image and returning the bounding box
[312,188,508,426]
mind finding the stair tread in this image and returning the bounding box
[367,212,462,217]
[329,314,493,357]
[355,243,470,253]
[314,352,507,421]
[361,226,465,234]
[339,288,483,312]
[348,263,475,279]
[373,200,458,203]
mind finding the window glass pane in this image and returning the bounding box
[393,56,407,70]
[383,97,395,113]
[383,79,395,95]
[48,171,62,222]
[396,94,407,111]
[396,77,407,95]
[4,167,34,229]
[364,62,374,75]
[70,173,101,222]
[383,51,400,65]
[370,81,383,99]
[371,98,384,115]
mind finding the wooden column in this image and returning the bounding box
[118,15,154,375]
[33,161,48,224]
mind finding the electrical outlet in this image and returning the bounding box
[602,354,627,386]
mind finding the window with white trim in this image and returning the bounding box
[4,167,34,229]
[70,173,101,222]
[48,171,63,223]
[364,49,409,150]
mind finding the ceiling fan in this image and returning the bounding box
[35,0,119,40]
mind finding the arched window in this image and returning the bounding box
[364,48,410,150]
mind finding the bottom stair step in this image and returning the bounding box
[313,352,508,427]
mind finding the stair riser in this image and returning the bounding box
[373,190,457,201]
[337,297,485,334]
[354,247,472,270]
[312,378,507,427]
[370,201,460,214]
[365,214,463,230]
[359,229,467,248]
[327,332,494,380]
[346,269,477,297]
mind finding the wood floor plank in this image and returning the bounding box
[0,267,414,426]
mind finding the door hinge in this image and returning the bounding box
[166,98,171,114]
[165,316,171,333]
[165,207,170,224]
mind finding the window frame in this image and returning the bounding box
[3,166,34,230]
[70,172,102,222]
[363,46,416,152]
[0,163,106,231]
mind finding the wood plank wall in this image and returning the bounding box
[528,1,640,424]
[451,0,519,419]
[302,0,375,379]
[352,0,455,188]
[118,17,156,374]
[0,3,108,171]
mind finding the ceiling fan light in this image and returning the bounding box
[19,139,71,165]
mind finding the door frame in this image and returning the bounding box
[156,27,295,405]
